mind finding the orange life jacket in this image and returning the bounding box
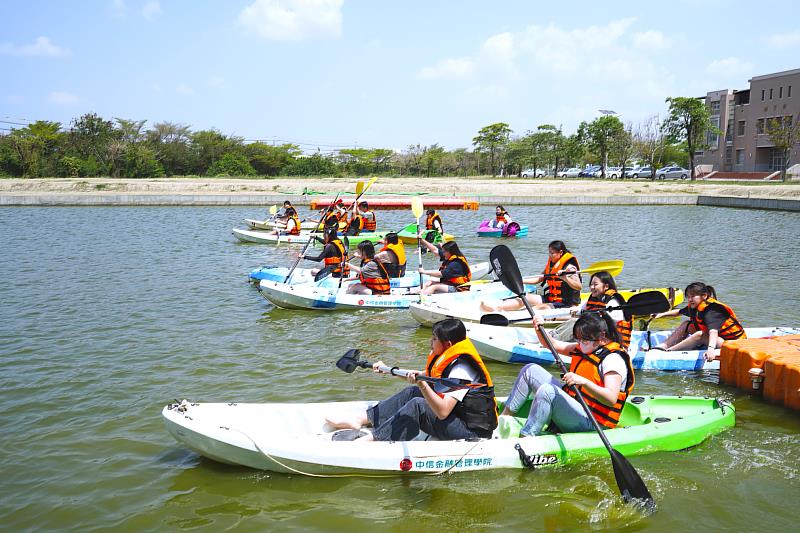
[323,239,350,276]
[440,253,471,291]
[583,289,632,349]
[692,298,746,340]
[379,242,407,277]
[362,210,377,231]
[495,211,508,224]
[285,214,301,235]
[358,258,390,295]
[323,211,339,229]
[564,342,634,429]
[543,252,580,306]
[426,212,443,231]
[346,213,363,234]
[425,338,497,434]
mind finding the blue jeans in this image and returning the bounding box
[505,364,594,436]
[367,386,479,441]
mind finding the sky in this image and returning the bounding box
[2,0,800,153]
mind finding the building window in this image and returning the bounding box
[735,149,744,165]
[769,148,785,170]
[790,86,793,97]
[779,86,783,98]
[770,88,773,99]
[737,120,745,136]
[762,89,765,101]
[710,100,720,114]
[756,118,765,134]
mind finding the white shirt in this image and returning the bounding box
[441,360,481,402]
[598,352,628,390]
[577,296,625,323]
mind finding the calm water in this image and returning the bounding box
[1,204,799,531]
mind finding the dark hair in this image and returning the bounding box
[358,240,375,258]
[359,201,368,208]
[441,240,464,257]
[685,282,716,299]
[432,318,467,344]
[548,240,569,254]
[590,271,617,291]
[573,311,621,345]
[285,207,297,216]
[324,227,339,243]
[384,232,399,245]
[283,200,293,207]
[496,205,507,213]
[426,209,435,215]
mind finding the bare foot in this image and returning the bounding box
[479,301,496,312]
[325,414,368,430]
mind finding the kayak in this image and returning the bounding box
[233,228,389,246]
[396,223,454,245]
[477,220,529,238]
[249,261,494,288]
[465,323,800,370]
[409,287,684,327]
[162,395,734,475]
[245,218,321,231]
[258,271,513,311]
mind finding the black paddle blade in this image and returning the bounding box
[610,448,656,511]
[336,349,362,373]
[626,291,671,316]
[489,245,524,295]
[479,313,511,327]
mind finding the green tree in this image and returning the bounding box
[7,121,64,177]
[285,153,338,176]
[191,130,242,175]
[246,142,299,176]
[207,152,255,176]
[147,122,193,176]
[472,122,512,176]
[633,116,665,180]
[66,113,115,175]
[585,115,625,179]
[420,144,446,177]
[662,96,718,181]
[610,123,635,176]
[765,113,800,182]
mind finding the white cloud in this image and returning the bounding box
[142,0,161,19]
[632,30,671,50]
[176,84,194,95]
[706,57,754,77]
[765,31,800,49]
[238,0,343,42]
[419,57,475,80]
[48,91,79,105]
[0,36,69,57]
[207,76,225,88]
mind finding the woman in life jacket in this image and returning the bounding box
[491,205,512,229]
[273,207,301,236]
[326,319,497,442]
[299,227,350,279]
[481,240,581,312]
[550,271,632,349]
[424,208,443,242]
[502,312,634,436]
[374,233,406,277]
[416,240,471,295]
[652,282,745,361]
[358,201,377,232]
[344,210,364,236]
[309,203,342,231]
[345,241,391,295]
[273,200,294,222]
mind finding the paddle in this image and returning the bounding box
[489,244,655,510]
[411,197,424,290]
[480,291,671,327]
[283,192,342,283]
[336,349,484,393]
[337,236,351,290]
[461,260,625,288]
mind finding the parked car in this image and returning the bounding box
[656,166,689,180]
[579,165,601,177]
[627,167,654,179]
[604,167,622,179]
[521,168,546,178]
[558,167,582,178]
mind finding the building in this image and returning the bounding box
[696,68,800,175]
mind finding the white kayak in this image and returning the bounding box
[465,323,800,371]
[258,274,510,311]
[248,261,493,288]
[409,287,683,327]
[162,395,734,476]
[245,218,320,231]
[233,228,388,245]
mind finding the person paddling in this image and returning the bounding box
[344,209,364,236]
[502,312,634,436]
[345,241,391,295]
[652,282,746,361]
[358,201,377,232]
[416,240,471,295]
[326,319,497,441]
[491,205,512,229]
[480,240,581,312]
[424,208,443,242]
[299,227,350,279]
[375,233,406,277]
[272,207,301,236]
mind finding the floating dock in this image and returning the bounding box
[720,335,800,411]
[309,197,480,210]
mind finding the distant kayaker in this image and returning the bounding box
[309,203,342,231]
[652,282,746,361]
[424,208,443,241]
[345,241,391,295]
[273,207,301,236]
[480,240,581,312]
[416,240,471,294]
[502,312,633,436]
[358,201,377,232]
[273,200,294,222]
[375,232,406,277]
[551,271,632,349]
[326,319,498,441]
[300,227,350,279]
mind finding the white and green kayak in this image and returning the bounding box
[233,228,389,246]
[162,395,734,476]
